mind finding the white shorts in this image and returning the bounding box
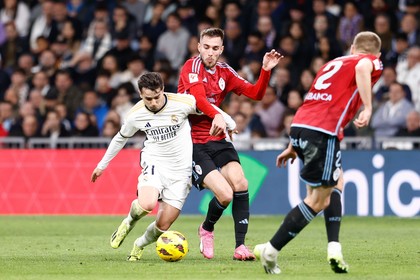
[137,162,192,210]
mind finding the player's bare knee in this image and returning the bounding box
[232,176,248,192]
[139,201,155,212]
[215,188,233,206]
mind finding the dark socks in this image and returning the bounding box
[270,201,318,251]
[232,191,249,248]
[324,188,342,242]
[202,197,226,232]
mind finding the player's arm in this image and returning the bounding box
[91,121,137,182]
[238,49,283,100]
[189,83,226,136]
[353,58,374,128]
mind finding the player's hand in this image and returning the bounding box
[262,49,284,71]
[227,129,238,141]
[276,147,297,168]
[91,168,104,182]
[210,114,227,136]
[353,108,372,128]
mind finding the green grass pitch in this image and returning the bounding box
[0,215,419,280]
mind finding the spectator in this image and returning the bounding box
[113,83,135,122]
[373,14,394,54]
[8,114,40,146]
[31,70,51,97]
[51,0,82,41]
[94,70,116,108]
[79,19,112,65]
[374,66,412,105]
[230,112,252,150]
[0,21,29,72]
[60,19,82,54]
[7,68,29,106]
[156,12,190,71]
[102,29,136,71]
[286,89,304,111]
[337,2,364,51]
[270,67,292,106]
[396,110,420,137]
[110,5,137,41]
[383,32,409,67]
[142,2,167,46]
[98,54,123,89]
[45,69,83,119]
[28,0,57,52]
[137,34,155,71]
[71,111,99,137]
[239,99,266,138]
[78,90,108,132]
[54,103,72,133]
[28,89,47,119]
[279,108,296,138]
[223,19,246,70]
[0,0,31,37]
[396,46,420,112]
[31,49,58,82]
[0,100,15,133]
[122,0,148,29]
[101,119,120,138]
[243,31,267,66]
[177,2,199,36]
[119,54,147,90]
[40,109,70,139]
[399,13,420,47]
[371,82,414,137]
[254,86,286,137]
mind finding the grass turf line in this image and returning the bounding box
[0,215,419,280]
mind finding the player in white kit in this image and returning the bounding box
[90,72,235,261]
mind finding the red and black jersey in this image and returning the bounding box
[178,56,271,144]
[292,54,383,140]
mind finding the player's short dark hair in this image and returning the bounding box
[200,27,224,41]
[137,72,164,93]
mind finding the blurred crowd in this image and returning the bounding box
[0,0,419,148]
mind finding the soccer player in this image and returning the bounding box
[90,72,236,261]
[178,27,283,260]
[253,31,383,274]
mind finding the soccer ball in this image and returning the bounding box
[156,230,188,262]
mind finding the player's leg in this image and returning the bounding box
[220,161,255,261]
[199,170,233,259]
[128,202,181,261]
[324,169,348,273]
[193,142,233,259]
[255,186,332,274]
[110,198,150,249]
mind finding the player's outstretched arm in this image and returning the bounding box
[276,142,297,168]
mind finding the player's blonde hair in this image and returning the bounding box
[352,31,381,54]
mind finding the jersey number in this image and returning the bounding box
[313,61,343,90]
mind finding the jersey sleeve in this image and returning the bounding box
[178,58,204,92]
[227,68,271,100]
[119,116,139,138]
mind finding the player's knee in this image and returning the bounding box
[138,201,155,212]
[232,176,248,192]
[216,189,233,206]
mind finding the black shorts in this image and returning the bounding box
[192,139,240,190]
[289,127,341,187]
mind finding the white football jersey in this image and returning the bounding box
[120,93,196,178]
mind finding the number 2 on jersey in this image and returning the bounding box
[313,61,343,90]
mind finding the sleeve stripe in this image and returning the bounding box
[119,131,130,138]
[192,56,202,74]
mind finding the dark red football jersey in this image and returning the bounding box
[178,56,269,144]
[292,54,383,140]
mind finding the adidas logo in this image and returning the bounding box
[145,122,151,128]
[238,219,248,224]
